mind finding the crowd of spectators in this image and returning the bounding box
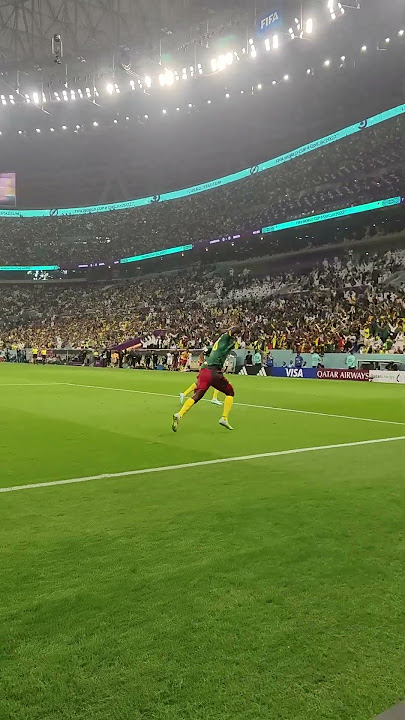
[0,118,401,266]
[1,248,404,356]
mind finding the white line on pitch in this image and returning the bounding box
[1,436,404,494]
[0,382,64,387]
[61,382,405,427]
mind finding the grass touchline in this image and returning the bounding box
[1,435,404,494]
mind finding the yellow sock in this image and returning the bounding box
[212,389,219,401]
[179,398,195,418]
[222,396,233,420]
[184,383,197,397]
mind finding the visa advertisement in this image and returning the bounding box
[271,368,318,379]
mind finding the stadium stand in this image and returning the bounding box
[1,248,404,354]
[0,117,401,266]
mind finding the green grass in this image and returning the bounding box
[0,364,404,720]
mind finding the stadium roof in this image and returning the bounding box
[0,0,244,67]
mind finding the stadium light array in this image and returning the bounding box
[305,18,313,34]
[0,19,401,131]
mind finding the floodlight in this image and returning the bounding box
[272,80,277,85]
[188,103,192,108]
[76,125,81,130]
[113,119,118,123]
[272,34,279,49]
[265,38,271,51]
[130,80,135,90]
[33,92,39,104]
[248,38,254,46]
[25,94,30,103]
[399,30,404,37]
[162,109,167,114]
[1,96,6,105]
[35,128,41,133]
[50,127,55,132]
[9,95,15,104]
[210,58,217,72]
[159,73,166,86]
[324,59,330,66]
[207,99,211,104]
[62,125,67,130]
[307,68,311,74]
[93,121,98,126]
[176,107,180,111]
[218,55,226,70]
[305,18,313,34]
[283,74,289,81]
[341,55,346,61]
[257,83,262,89]
[250,47,257,58]
[225,93,230,98]
[144,114,149,119]
[145,75,152,88]
[385,37,390,43]
[225,53,233,65]
[361,45,367,52]
[106,83,114,94]
[166,71,174,85]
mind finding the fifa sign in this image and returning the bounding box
[258,9,282,34]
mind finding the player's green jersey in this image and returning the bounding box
[201,346,212,369]
[206,333,235,368]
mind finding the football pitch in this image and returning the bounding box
[1,364,404,720]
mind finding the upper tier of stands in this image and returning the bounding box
[0,116,401,266]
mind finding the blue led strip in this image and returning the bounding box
[120,243,193,264]
[0,264,60,271]
[261,197,401,234]
[0,103,403,219]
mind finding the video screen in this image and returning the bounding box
[0,173,16,206]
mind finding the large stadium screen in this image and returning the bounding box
[0,173,16,206]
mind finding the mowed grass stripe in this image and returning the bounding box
[1,435,404,493]
[60,382,405,426]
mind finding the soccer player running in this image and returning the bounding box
[172,326,240,432]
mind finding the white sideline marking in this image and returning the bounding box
[1,436,404,494]
[61,382,405,427]
[0,382,63,387]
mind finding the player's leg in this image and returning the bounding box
[211,370,235,430]
[172,369,210,431]
[211,388,222,405]
[180,381,197,405]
